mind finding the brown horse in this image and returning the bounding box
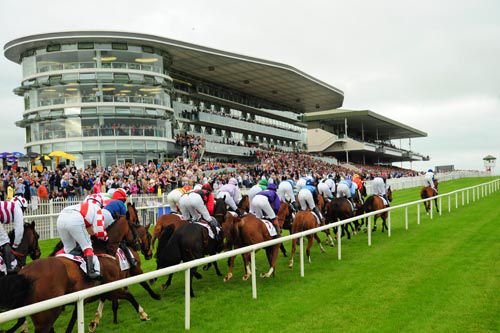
[420,180,439,214]
[8,221,41,269]
[325,197,355,239]
[151,214,186,249]
[223,202,289,282]
[288,210,326,268]
[363,187,393,232]
[87,224,159,332]
[238,195,250,213]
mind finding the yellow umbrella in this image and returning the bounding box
[49,151,77,161]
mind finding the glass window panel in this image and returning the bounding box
[116,107,130,115]
[52,142,66,151]
[65,118,82,137]
[112,43,127,50]
[117,140,131,150]
[100,141,116,150]
[66,141,82,151]
[30,145,41,154]
[83,141,99,151]
[79,73,96,82]
[146,141,157,150]
[49,109,64,117]
[98,107,115,115]
[41,144,52,154]
[96,72,113,82]
[130,107,144,116]
[81,107,97,116]
[114,73,129,83]
[142,46,154,53]
[94,43,112,50]
[78,42,94,50]
[132,141,145,150]
[46,44,61,52]
[22,56,36,77]
[129,74,143,83]
[65,107,81,116]
[145,109,158,116]
[37,76,49,85]
[158,141,167,151]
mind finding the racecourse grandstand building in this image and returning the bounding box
[304,109,428,165]
[4,31,343,168]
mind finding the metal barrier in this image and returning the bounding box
[0,178,498,331]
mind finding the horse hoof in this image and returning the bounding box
[242,274,251,281]
[223,273,233,282]
[140,313,150,321]
[89,322,97,333]
[160,284,169,291]
[149,278,156,285]
[288,260,294,268]
[152,293,161,300]
[193,272,203,280]
[202,264,210,271]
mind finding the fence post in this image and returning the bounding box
[455,192,458,209]
[337,226,342,260]
[448,194,451,213]
[472,188,475,202]
[185,268,191,330]
[439,197,442,216]
[49,200,55,239]
[405,207,408,230]
[467,189,470,204]
[430,199,433,220]
[462,190,465,206]
[477,186,480,200]
[387,211,391,237]
[299,237,304,277]
[417,204,420,225]
[251,250,257,299]
[367,216,372,246]
[77,298,85,333]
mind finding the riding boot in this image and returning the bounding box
[383,195,390,206]
[348,197,355,210]
[270,218,281,236]
[209,217,222,242]
[1,244,18,275]
[84,255,102,280]
[291,201,299,213]
[312,207,323,223]
[119,243,137,268]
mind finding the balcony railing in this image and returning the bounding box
[197,112,303,141]
[28,126,168,142]
[204,142,255,156]
[36,61,166,75]
[36,95,168,108]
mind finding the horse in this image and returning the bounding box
[324,198,355,240]
[151,214,186,250]
[155,217,225,297]
[87,223,159,332]
[223,202,289,282]
[288,210,326,268]
[420,179,439,214]
[238,194,250,213]
[363,187,393,232]
[7,221,41,268]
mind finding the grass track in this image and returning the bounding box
[1,177,499,332]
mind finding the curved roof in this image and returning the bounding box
[4,31,344,113]
[303,109,427,139]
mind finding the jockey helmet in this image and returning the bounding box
[228,178,238,186]
[267,183,277,191]
[305,179,313,186]
[259,178,268,187]
[12,195,28,209]
[202,183,212,192]
[86,194,104,207]
[328,174,334,179]
[182,185,192,192]
[193,184,203,191]
[107,188,117,196]
[112,188,127,201]
[428,169,433,173]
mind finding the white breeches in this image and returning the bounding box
[216,191,237,210]
[318,182,333,198]
[247,186,263,202]
[0,225,9,247]
[336,183,351,199]
[251,195,276,219]
[277,181,296,203]
[179,193,211,221]
[372,178,386,196]
[56,211,92,253]
[167,189,184,213]
[298,189,315,210]
[425,175,435,189]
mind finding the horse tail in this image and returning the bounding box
[0,274,33,309]
[156,224,178,267]
[420,187,428,199]
[232,217,243,246]
[49,240,64,257]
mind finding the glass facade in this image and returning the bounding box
[16,40,175,167]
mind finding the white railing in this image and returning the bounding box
[1,178,498,332]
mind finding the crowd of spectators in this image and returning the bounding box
[1,147,431,207]
[175,134,205,162]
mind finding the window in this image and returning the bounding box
[130,107,144,116]
[144,76,155,85]
[142,46,154,53]
[132,141,145,150]
[98,107,115,115]
[46,44,61,52]
[113,73,129,83]
[79,73,96,82]
[49,109,64,118]
[81,107,97,116]
[78,42,94,50]
[129,74,144,84]
[100,141,116,150]
[83,141,99,151]
[66,141,82,151]
[64,107,81,116]
[116,107,130,115]
[112,43,128,50]
[145,109,158,116]
[96,72,113,82]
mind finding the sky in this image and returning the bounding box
[0,0,498,172]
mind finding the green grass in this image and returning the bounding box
[2,177,499,332]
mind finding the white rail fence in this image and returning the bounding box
[18,170,491,240]
[0,178,498,332]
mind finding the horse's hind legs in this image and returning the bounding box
[89,300,105,332]
[161,273,173,291]
[280,243,288,257]
[213,261,223,277]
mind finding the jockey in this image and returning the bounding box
[318,178,334,201]
[57,196,107,279]
[277,179,298,212]
[425,169,437,193]
[104,188,137,267]
[179,183,221,241]
[372,176,389,205]
[216,178,241,215]
[251,183,281,234]
[166,185,192,213]
[297,179,323,222]
[296,176,313,191]
[0,195,28,274]
[337,177,356,207]
[247,178,268,206]
[325,174,336,195]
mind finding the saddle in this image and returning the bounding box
[0,256,7,276]
[258,217,278,237]
[376,195,389,206]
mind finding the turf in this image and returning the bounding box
[1,177,499,332]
